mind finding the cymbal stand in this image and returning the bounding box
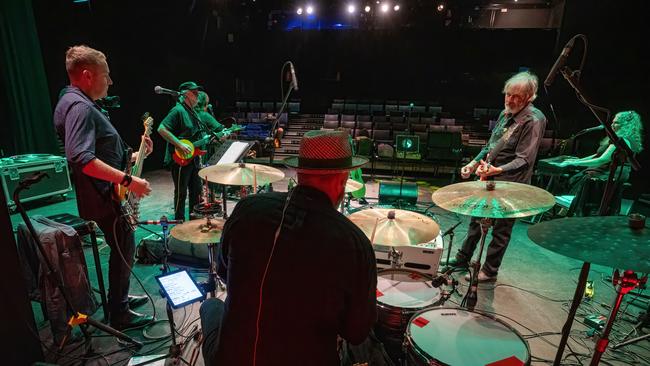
[464,217,492,311]
[388,247,404,269]
[589,270,646,365]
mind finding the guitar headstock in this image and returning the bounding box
[141,112,154,136]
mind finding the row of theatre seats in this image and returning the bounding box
[321,113,466,171]
[234,100,301,113]
[322,113,464,140]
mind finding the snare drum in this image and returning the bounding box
[376,268,440,335]
[404,308,531,366]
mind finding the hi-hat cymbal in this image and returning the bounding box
[345,179,364,193]
[170,218,224,244]
[528,216,650,272]
[198,163,285,186]
[347,208,440,246]
[431,180,555,219]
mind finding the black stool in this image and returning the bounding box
[47,213,109,320]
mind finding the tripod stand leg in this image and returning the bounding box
[85,316,143,347]
[554,261,590,366]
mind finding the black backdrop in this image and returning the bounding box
[11,0,650,196]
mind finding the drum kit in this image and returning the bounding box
[160,161,648,365]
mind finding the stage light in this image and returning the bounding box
[381,3,389,12]
[436,3,445,12]
[297,7,303,15]
[306,5,314,14]
[347,4,356,13]
[365,5,371,12]
[394,4,400,11]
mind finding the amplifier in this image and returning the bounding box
[1,154,72,209]
[374,234,444,277]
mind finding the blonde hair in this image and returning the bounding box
[612,110,644,154]
[503,71,539,102]
[65,45,106,79]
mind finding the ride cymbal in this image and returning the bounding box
[198,163,285,186]
[347,208,440,246]
[431,181,555,219]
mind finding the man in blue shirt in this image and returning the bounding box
[53,45,153,329]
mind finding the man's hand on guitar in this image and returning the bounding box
[132,136,154,161]
[129,176,152,198]
[177,141,193,156]
[460,161,478,179]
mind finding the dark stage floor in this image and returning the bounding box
[11,168,650,365]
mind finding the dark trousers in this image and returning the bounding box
[94,208,135,318]
[457,217,516,276]
[171,162,202,221]
[200,298,224,365]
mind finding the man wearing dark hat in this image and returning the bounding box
[199,130,377,365]
[158,81,223,221]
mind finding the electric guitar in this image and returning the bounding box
[173,124,244,166]
[113,113,154,230]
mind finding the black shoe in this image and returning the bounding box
[441,257,469,268]
[464,270,498,283]
[128,295,149,309]
[111,309,154,330]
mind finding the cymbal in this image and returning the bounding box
[198,163,285,186]
[431,181,555,219]
[528,216,650,272]
[170,218,224,244]
[347,208,440,246]
[345,179,364,193]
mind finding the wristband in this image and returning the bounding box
[121,174,133,187]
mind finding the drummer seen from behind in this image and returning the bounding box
[452,71,547,282]
[198,130,377,365]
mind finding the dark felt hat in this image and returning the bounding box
[178,81,204,93]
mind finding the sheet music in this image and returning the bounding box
[218,141,251,164]
[158,271,203,307]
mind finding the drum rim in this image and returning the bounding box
[404,307,532,366]
[376,269,441,311]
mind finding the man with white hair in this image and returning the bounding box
[449,71,547,282]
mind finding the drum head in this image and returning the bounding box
[377,269,440,309]
[407,308,530,365]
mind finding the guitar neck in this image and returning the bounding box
[131,138,147,178]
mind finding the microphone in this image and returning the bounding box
[154,85,179,97]
[544,37,576,87]
[138,218,183,225]
[441,221,462,237]
[288,62,299,91]
[581,125,605,133]
[207,104,215,116]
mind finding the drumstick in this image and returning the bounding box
[369,217,379,245]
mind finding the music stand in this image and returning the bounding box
[206,141,252,219]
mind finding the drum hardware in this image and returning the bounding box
[349,208,444,276]
[432,180,555,311]
[170,217,225,298]
[527,216,650,365]
[439,220,462,273]
[388,247,403,269]
[199,162,285,219]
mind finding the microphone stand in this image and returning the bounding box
[558,66,641,216]
[441,221,463,272]
[13,173,143,350]
[268,82,295,167]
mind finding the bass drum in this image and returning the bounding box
[404,308,531,366]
